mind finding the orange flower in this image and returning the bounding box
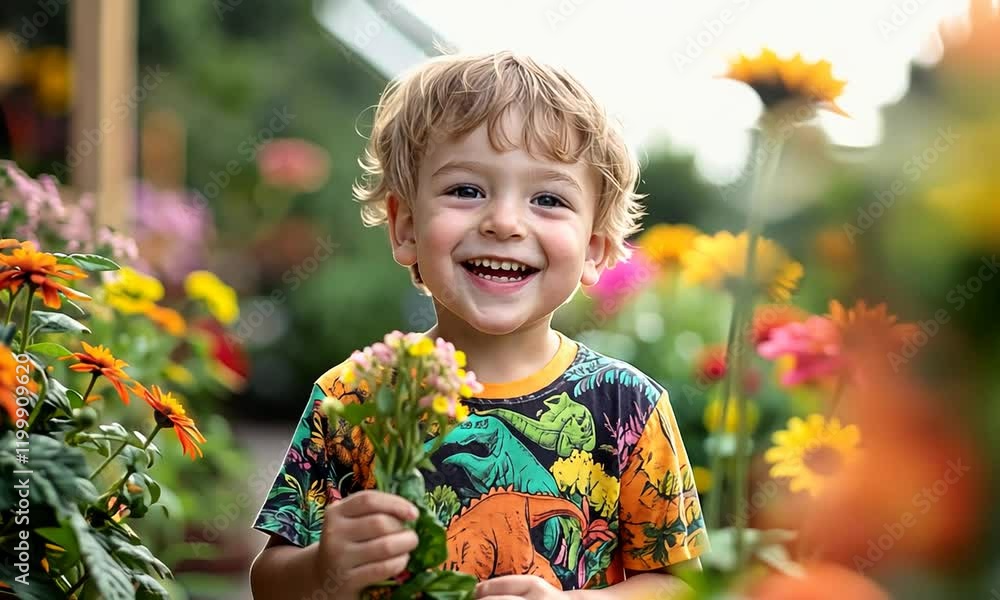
[145,304,187,336]
[0,346,19,421]
[131,383,206,459]
[827,299,917,352]
[725,48,848,117]
[0,239,21,251]
[60,341,132,405]
[0,241,89,309]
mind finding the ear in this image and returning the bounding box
[386,193,417,268]
[580,231,612,286]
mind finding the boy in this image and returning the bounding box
[250,51,708,599]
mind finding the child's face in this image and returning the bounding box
[388,110,611,336]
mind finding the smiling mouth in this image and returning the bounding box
[461,261,541,283]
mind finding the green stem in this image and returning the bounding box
[90,441,128,482]
[705,301,744,533]
[66,573,89,597]
[2,287,20,327]
[90,422,162,481]
[18,284,35,352]
[82,373,99,405]
[731,121,786,567]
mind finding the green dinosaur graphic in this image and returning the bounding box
[425,415,558,496]
[479,392,596,457]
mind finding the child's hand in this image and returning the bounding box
[475,575,570,599]
[315,490,420,598]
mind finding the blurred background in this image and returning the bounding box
[1,0,998,598]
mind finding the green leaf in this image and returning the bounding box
[396,469,425,503]
[66,512,137,600]
[405,505,448,572]
[43,377,73,415]
[132,571,170,599]
[339,401,376,424]
[27,341,73,359]
[54,253,121,272]
[30,310,91,335]
[62,298,89,316]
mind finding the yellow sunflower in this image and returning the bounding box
[184,270,239,325]
[725,48,847,117]
[103,267,164,314]
[764,414,860,497]
[638,224,702,269]
[680,231,804,301]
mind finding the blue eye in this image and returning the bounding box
[447,185,484,199]
[533,194,566,208]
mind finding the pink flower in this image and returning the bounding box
[586,248,659,313]
[371,342,395,365]
[758,316,845,386]
[350,349,372,371]
[257,139,330,193]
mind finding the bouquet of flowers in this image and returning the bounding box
[323,331,483,600]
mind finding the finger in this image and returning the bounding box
[476,596,524,600]
[337,490,419,521]
[346,552,410,589]
[342,513,408,543]
[475,575,539,597]
[349,529,420,565]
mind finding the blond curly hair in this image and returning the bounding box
[353,51,646,294]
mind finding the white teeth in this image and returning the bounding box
[473,272,526,282]
[468,258,529,271]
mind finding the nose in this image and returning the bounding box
[479,194,527,240]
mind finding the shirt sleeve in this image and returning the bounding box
[618,389,709,570]
[251,382,334,547]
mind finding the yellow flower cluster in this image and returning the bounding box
[551,450,619,518]
[184,270,239,324]
[103,267,164,314]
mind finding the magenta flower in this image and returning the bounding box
[757,316,845,386]
[585,247,659,313]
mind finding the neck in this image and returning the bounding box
[423,306,560,386]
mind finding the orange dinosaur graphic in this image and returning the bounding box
[444,487,586,587]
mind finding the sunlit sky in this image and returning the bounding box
[324,0,977,182]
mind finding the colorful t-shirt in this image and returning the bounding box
[252,330,709,590]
